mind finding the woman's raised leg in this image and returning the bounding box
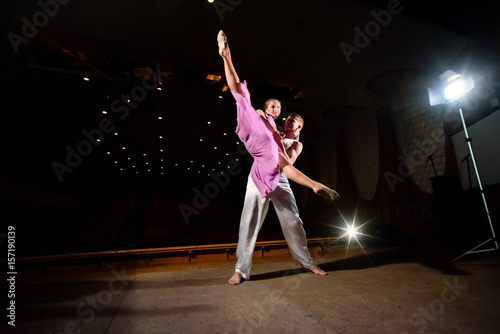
[218,30,242,95]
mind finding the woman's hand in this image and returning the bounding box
[272,130,286,153]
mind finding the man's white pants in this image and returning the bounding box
[235,173,315,280]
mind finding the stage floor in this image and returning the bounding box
[6,244,500,334]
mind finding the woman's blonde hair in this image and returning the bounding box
[263,98,281,110]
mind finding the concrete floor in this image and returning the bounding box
[5,243,500,334]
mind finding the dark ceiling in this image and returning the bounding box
[1,0,499,204]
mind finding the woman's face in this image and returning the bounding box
[264,100,281,119]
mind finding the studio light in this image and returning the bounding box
[444,79,466,100]
[428,70,475,106]
[428,70,498,262]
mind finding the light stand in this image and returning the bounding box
[428,70,499,263]
[449,103,499,262]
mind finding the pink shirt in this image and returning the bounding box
[232,81,280,197]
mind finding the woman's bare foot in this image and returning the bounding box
[302,264,328,276]
[217,30,228,58]
[228,272,242,285]
[313,184,340,202]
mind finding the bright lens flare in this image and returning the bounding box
[347,226,358,237]
[326,200,378,267]
[339,223,361,240]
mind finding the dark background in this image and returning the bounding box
[1,0,499,256]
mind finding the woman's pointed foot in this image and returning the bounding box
[313,185,340,202]
[217,30,228,58]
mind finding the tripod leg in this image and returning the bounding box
[449,238,495,263]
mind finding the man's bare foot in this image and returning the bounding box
[302,264,328,276]
[313,185,340,202]
[217,30,228,58]
[228,272,242,285]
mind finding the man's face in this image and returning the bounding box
[265,100,281,119]
[284,116,302,134]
